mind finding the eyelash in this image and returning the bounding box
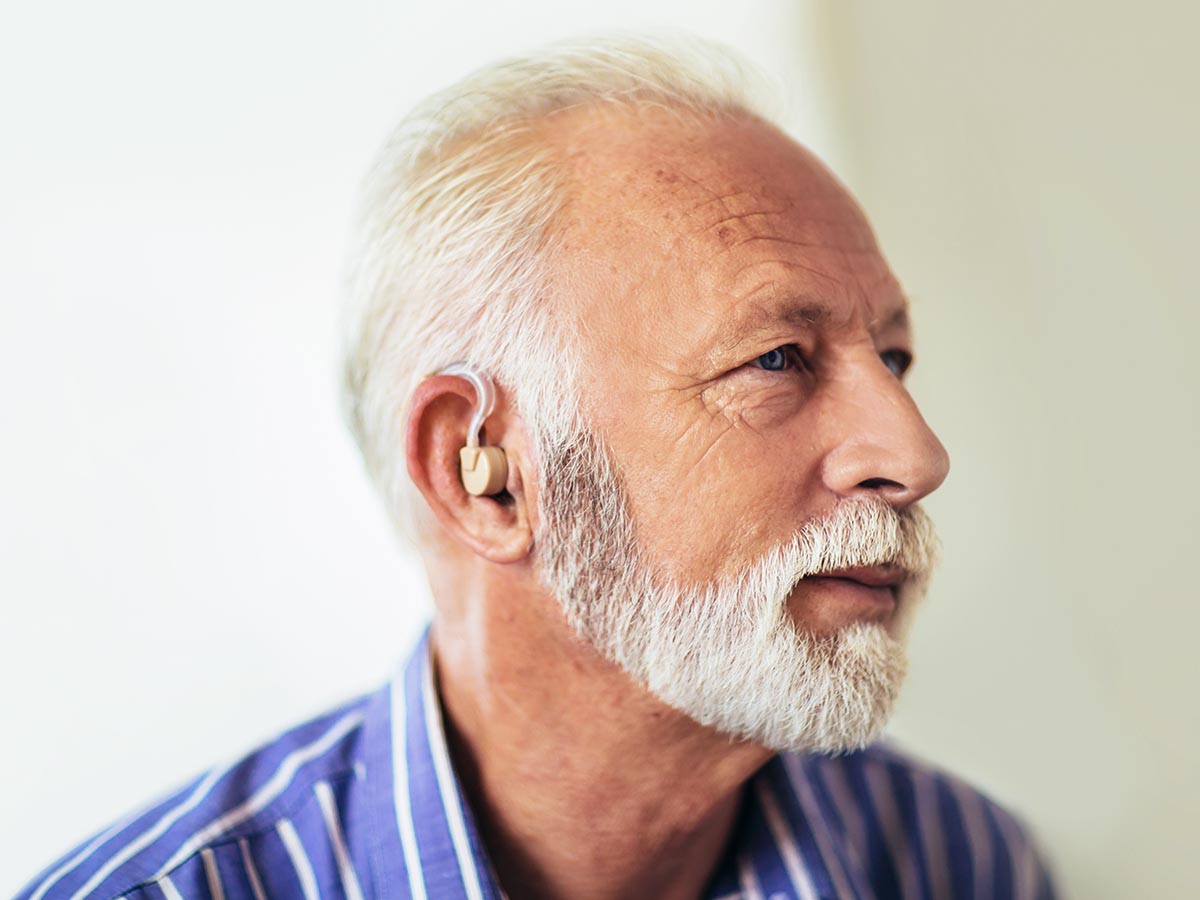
[750,346,913,378]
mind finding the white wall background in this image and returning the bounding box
[813,3,1198,898]
[2,1,1194,897]
[0,0,830,892]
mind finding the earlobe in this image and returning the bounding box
[405,367,533,563]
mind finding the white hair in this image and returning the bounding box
[338,32,776,542]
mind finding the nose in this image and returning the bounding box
[818,352,951,508]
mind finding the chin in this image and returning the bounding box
[638,619,909,757]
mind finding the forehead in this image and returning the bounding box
[545,107,906,383]
[557,107,877,244]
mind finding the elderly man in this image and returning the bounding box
[18,34,1058,900]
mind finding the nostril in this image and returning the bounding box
[859,477,903,491]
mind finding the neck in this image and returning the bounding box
[428,564,773,900]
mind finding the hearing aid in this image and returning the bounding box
[435,362,509,497]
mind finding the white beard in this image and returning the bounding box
[533,423,941,754]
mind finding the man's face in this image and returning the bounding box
[546,108,950,640]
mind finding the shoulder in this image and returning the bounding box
[773,738,1060,900]
[14,691,376,900]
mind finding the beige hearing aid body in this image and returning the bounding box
[435,362,509,496]
[459,445,507,496]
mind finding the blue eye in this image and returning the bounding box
[882,350,913,378]
[755,347,790,371]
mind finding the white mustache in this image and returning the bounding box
[736,494,942,604]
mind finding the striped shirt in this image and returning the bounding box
[15,627,1059,900]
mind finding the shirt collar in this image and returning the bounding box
[360,625,501,900]
[361,625,861,900]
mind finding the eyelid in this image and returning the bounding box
[742,344,914,376]
[747,344,809,372]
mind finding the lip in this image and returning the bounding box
[802,575,897,616]
[814,565,907,588]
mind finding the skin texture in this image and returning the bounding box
[404,107,951,900]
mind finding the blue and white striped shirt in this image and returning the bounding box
[15,627,1058,900]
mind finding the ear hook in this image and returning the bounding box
[435,362,508,496]
[436,362,495,449]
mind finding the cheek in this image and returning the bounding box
[629,395,820,582]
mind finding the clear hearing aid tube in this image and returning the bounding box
[435,362,495,448]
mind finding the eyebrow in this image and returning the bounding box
[710,295,910,358]
[870,304,910,332]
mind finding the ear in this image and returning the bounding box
[405,374,534,563]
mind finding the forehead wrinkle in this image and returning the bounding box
[657,163,799,235]
[702,218,820,248]
[677,186,767,221]
[726,256,843,298]
[666,160,876,249]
